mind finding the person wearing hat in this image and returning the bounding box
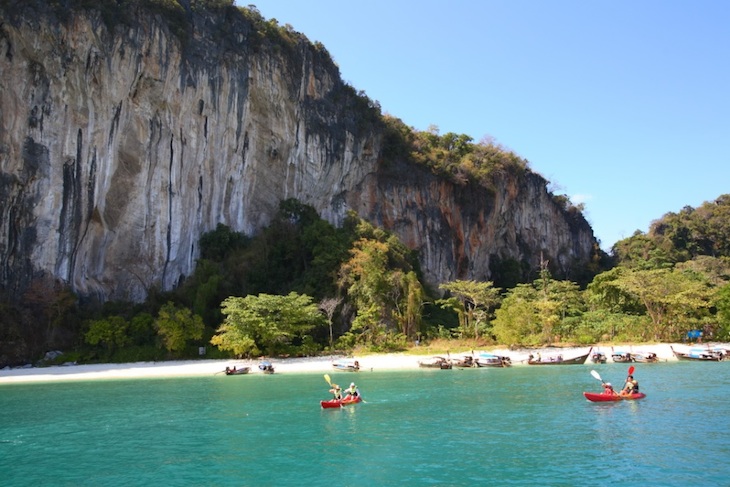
[622,375,639,395]
[344,382,360,398]
[329,383,342,400]
[602,382,618,396]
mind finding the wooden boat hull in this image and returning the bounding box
[632,353,658,363]
[418,357,452,369]
[590,353,607,364]
[583,392,646,402]
[418,362,452,369]
[332,360,360,372]
[258,361,275,374]
[450,358,475,368]
[320,396,362,409]
[332,365,360,372]
[475,355,512,367]
[611,354,633,363]
[224,366,250,375]
[671,346,723,361]
[475,361,509,368]
[528,348,591,365]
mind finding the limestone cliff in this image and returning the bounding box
[0,1,598,302]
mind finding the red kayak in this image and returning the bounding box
[320,395,362,408]
[583,391,646,402]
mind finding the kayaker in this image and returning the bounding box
[344,382,360,398]
[622,375,639,395]
[329,383,342,400]
[602,382,618,396]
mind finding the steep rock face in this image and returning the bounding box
[0,3,596,302]
[355,160,595,288]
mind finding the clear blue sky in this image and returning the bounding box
[244,1,730,250]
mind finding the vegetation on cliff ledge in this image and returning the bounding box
[3,196,729,367]
[1,2,729,365]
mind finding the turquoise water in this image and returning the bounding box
[2,362,729,486]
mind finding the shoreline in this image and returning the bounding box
[1,342,726,384]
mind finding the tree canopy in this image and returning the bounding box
[211,292,325,357]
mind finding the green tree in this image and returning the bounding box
[211,292,325,356]
[84,316,130,352]
[337,224,425,346]
[438,280,501,339]
[585,267,644,316]
[714,284,730,340]
[610,268,713,340]
[393,271,425,339]
[199,223,248,261]
[154,302,204,353]
[338,238,392,343]
[491,284,541,346]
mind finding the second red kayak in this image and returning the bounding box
[583,392,646,402]
[320,396,362,408]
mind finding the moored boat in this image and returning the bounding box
[527,347,592,365]
[671,346,723,361]
[418,356,452,369]
[320,395,362,409]
[583,391,646,402]
[449,355,475,368]
[224,366,250,375]
[332,359,360,371]
[590,351,607,364]
[258,360,275,374]
[475,353,512,367]
[611,351,633,363]
[631,352,658,363]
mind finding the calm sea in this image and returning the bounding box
[1,362,729,486]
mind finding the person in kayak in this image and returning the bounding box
[621,375,639,395]
[344,382,360,398]
[602,382,618,395]
[329,383,342,400]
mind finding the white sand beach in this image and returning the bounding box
[1,342,726,384]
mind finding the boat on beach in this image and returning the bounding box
[611,351,633,363]
[671,346,724,361]
[320,395,362,409]
[449,354,475,368]
[631,352,658,363]
[224,366,250,375]
[590,351,607,363]
[527,347,592,365]
[475,353,512,367]
[417,356,452,369]
[258,360,275,374]
[332,359,360,371]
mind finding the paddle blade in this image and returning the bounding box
[590,370,602,382]
[324,373,332,385]
[628,365,635,376]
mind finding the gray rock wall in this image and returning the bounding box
[0,4,596,302]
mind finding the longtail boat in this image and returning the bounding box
[527,347,592,365]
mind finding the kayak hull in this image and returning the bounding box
[583,392,646,402]
[320,396,362,408]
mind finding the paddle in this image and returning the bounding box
[590,370,605,384]
[324,373,332,386]
[591,369,620,396]
[628,365,635,376]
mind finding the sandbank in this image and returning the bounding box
[0,343,725,384]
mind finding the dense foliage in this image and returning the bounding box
[1,1,729,365]
[5,193,723,366]
[613,195,730,264]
